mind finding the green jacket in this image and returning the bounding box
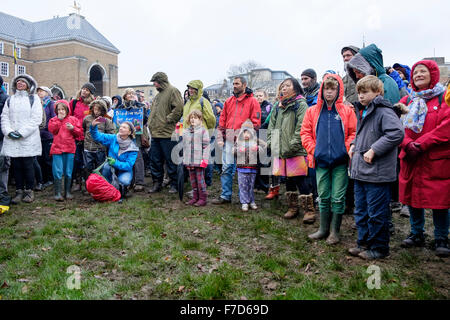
[148,72,184,139]
[359,44,401,104]
[267,96,308,159]
[183,80,216,130]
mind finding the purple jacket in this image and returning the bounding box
[40,97,56,140]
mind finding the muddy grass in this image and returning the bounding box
[0,176,448,300]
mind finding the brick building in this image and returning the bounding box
[0,11,120,99]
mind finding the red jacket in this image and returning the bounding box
[49,101,84,155]
[399,60,450,209]
[217,89,261,143]
[300,74,357,168]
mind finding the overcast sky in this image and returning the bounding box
[2,0,449,91]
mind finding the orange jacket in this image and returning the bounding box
[300,74,357,168]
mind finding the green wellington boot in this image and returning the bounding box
[326,213,343,245]
[308,212,331,240]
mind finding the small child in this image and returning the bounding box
[348,76,404,260]
[301,74,357,245]
[234,119,266,212]
[83,99,115,177]
[48,100,84,201]
[183,110,210,207]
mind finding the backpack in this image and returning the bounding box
[6,95,46,129]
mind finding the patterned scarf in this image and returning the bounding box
[280,94,303,109]
[403,83,445,133]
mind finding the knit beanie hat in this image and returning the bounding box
[82,82,96,95]
[301,69,317,80]
[16,76,31,90]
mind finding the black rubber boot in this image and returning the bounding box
[326,213,343,245]
[64,177,74,200]
[54,179,64,202]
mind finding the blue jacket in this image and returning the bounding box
[90,125,139,173]
[40,97,56,140]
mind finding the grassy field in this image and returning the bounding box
[0,176,448,300]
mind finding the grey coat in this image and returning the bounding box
[343,74,358,105]
[350,96,404,183]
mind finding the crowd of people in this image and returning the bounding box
[0,43,449,259]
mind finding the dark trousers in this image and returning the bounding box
[149,138,177,188]
[286,176,309,194]
[11,157,35,190]
[354,180,391,254]
[38,139,53,184]
[33,157,43,185]
[83,150,106,174]
[72,141,84,183]
[305,167,318,199]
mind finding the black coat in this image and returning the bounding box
[0,89,9,141]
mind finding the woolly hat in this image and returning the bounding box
[16,76,31,90]
[101,96,113,108]
[37,86,52,97]
[82,82,96,94]
[301,69,317,80]
[122,121,136,139]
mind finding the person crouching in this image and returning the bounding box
[48,100,84,201]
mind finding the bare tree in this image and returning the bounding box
[227,60,265,88]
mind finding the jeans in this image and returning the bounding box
[409,207,450,241]
[220,142,236,201]
[83,150,106,174]
[12,157,35,190]
[149,138,178,188]
[38,139,53,183]
[52,153,75,180]
[102,163,133,187]
[354,180,391,254]
[316,164,349,215]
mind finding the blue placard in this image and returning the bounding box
[113,108,144,135]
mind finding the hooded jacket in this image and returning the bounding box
[348,44,401,104]
[182,80,216,130]
[301,74,357,169]
[90,125,139,173]
[83,100,116,152]
[350,96,404,183]
[182,124,210,167]
[399,60,450,209]
[48,100,84,155]
[1,74,43,158]
[217,87,261,144]
[233,120,266,169]
[147,72,184,139]
[267,95,308,159]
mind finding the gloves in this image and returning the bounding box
[405,142,422,159]
[8,131,22,140]
[200,160,208,168]
[107,157,116,166]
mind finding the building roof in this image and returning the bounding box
[0,12,120,54]
[205,84,223,90]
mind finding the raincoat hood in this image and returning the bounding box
[112,95,123,107]
[347,53,375,83]
[151,72,170,90]
[317,74,344,108]
[54,100,71,118]
[359,44,386,77]
[12,74,37,94]
[393,63,411,82]
[187,80,204,101]
[89,99,108,116]
[410,60,441,92]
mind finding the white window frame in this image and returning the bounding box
[17,65,26,75]
[0,42,4,55]
[16,47,22,59]
[3,82,8,95]
[0,62,9,77]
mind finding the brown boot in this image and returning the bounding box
[284,192,299,219]
[302,193,316,224]
[265,185,280,200]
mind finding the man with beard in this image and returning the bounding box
[147,72,184,194]
[301,69,321,107]
[212,76,261,205]
[341,45,360,106]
